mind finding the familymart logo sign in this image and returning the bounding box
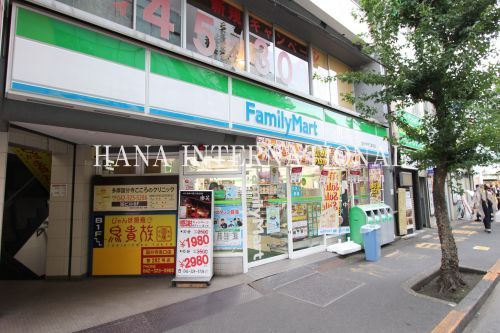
[230,99,323,143]
[245,101,319,137]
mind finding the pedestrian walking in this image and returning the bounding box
[482,185,494,233]
[453,192,464,219]
[472,185,484,222]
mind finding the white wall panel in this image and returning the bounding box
[11,37,146,105]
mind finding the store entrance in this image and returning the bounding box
[246,166,289,265]
[1,147,51,279]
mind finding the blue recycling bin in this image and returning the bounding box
[361,224,381,261]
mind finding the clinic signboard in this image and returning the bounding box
[175,191,214,282]
[93,184,177,211]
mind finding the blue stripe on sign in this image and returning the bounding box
[149,107,230,128]
[232,123,325,146]
[11,81,145,113]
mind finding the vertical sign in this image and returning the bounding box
[397,188,408,236]
[369,163,383,203]
[176,191,214,281]
[319,169,342,235]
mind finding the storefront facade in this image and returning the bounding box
[0,1,394,278]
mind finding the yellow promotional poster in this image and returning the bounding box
[93,184,177,212]
[12,147,51,191]
[92,214,176,275]
[369,164,383,203]
[319,169,341,235]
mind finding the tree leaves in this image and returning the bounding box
[336,0,500,172]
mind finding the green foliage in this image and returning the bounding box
[336,0,500,172]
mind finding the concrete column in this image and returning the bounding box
[70,145,94,277]
[45,140,74,277]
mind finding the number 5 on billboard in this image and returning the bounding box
[143,0,175,40]
[193,11,216,57]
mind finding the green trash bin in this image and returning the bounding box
[349,204,395,246]
[349,205,372,246]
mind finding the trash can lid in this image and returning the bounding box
[361,224,381,233]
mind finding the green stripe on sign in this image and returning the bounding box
[232,79,323,121]
[16,7,145,70]
[325,109,387,138]
[150,52,228,93]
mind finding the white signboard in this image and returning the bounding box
[175,191,214,280]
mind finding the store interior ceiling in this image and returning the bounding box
[12,122,187,146]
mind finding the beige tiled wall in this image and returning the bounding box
[46,144,74,277]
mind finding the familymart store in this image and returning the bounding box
[4,5,392,276]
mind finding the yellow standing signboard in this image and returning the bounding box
[92,214,176,275]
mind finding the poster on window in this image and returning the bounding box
[93,184,177,211]
[214,204,243,250]
[266,205,281,234]
[369,164,383,203]
[176,191,214,279]
[92,214,176,275]
[291,167,302,184]
[319,169,342,235]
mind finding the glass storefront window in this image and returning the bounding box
[249,15,274,80]
[183,153,242,174]
[291,165,323,251]
[274,28,309,94]
[186,176,244,253]
[144,156,180,174]
[100,159,138,175]
[350,166,370,205]
[136,0,182,46]
[246,165,288,263]
[312,48,330,102]
[57,0,134,27]
[186,0,245,69]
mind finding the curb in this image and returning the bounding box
[430,259,500,333]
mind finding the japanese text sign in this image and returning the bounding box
[93,184,177,212]
[176,191,214,279]
[92,214,176,275]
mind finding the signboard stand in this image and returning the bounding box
[173,190,214,288]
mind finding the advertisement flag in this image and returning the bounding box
[369,163,383,203]
[319,169,342,235]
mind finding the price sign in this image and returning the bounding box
[175,190,214,280]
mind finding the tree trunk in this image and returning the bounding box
[432,167,465,293]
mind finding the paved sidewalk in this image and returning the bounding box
[1,219,498,333]
[464,281,500,333]
[0,250,332,333]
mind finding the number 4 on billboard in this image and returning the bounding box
[143,0,175,40]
